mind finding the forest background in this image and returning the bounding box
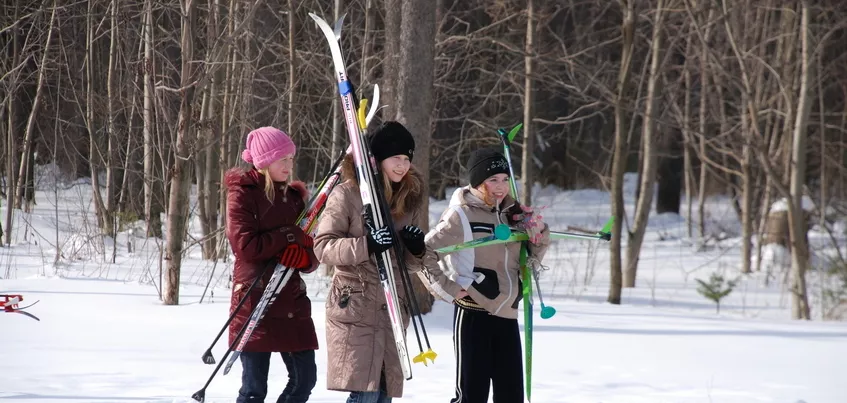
[2,0,846,321]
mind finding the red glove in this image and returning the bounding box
[279,244,311,270]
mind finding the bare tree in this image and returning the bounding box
[164,0,199,306]
[608,0,636,305]
[390,0,438,313]
[787,0,812,319]
[143,0,162,239]
[15,0,57,215]
[623,0,667,288]
[520,0,536,206]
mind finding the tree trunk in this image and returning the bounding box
[682,33,693,238]
[520,0,536,206]
[623,0,665,288]
[788,0,811,320]
[697,3,715,241]
[218,0,239,261]
[382,0,401,115]
[608,0,635,304]
[4,3,20,246]
[105,0,120,242]
[198,0,222,260]
[288,0,299,178]
[196,90,212,258]
[391,0,437,314]
[164,0,198,306]
[15,0,57,215]
[740,88,753,274]
[143,0,163,238]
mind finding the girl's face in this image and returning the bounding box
[380,155,411,183]
[481,173,510,203]
[267,153,295,182]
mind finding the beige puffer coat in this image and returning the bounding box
[313,154,425,398]
[419,185,550,319]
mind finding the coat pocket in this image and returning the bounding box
[327,281,366,324]
[470,267,500,300]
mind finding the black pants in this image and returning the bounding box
[237,350,317,403]
[450,305,524,403]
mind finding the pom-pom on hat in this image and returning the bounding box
[241,127,296,169]
[467,147,510,188]
[368,121,415,162]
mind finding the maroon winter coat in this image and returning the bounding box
[225,167,319,353]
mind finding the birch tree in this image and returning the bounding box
[623,0,667,288]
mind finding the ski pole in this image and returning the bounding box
[200,271,264,364]
[497,125,537,403]
[377,187,437,366]
[497,125,555,319]
[192,269,293,402]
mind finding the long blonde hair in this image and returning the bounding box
[258,168,287,203]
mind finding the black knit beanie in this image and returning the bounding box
[368,121,415,162]
[467,147,510,187]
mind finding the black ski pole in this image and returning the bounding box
[200,269,265,364]
[371,168,436,365]
[192,281,259,402]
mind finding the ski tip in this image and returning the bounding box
[507,123,523,142]
[333,13,346,41]
[365,84,381,125]
[599,216,614,234]
[307,12,323,25]
[223,360,235,376]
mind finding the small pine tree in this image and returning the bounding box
[696,273,738,314]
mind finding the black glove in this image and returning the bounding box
[363,208,394,255]
[400,225,425,257]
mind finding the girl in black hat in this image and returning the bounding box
[314,121,430,402]
[417,147,550,403]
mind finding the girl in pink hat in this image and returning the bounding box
[224,126,319,403]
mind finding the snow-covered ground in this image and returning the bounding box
[1,170,845,403]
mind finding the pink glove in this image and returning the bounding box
[512,204,546,244]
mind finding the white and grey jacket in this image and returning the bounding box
[418,186,550,319]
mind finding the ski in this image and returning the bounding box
[2,294,40,321]
[435,219,613,254]
[495,124,534,402]
[309,12,414,380]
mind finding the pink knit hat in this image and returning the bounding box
[241,127,296,169]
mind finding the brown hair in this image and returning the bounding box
[381,165,423,218]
